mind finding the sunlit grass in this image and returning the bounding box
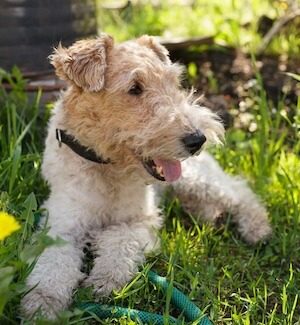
[97,0,298,56]
[0,66,299,324]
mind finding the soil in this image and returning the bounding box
[171,47,300,129]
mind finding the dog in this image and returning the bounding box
[21,34,271,319]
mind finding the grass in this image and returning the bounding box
[0,65,299,325]
[97,0,300,56]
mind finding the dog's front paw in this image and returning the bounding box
[238,212,272,245]
[242,221,272,244]
[83,275,120,296]
[21,288,66,320]
[84,263,135,296]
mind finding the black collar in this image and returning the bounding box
[56,129,110,164]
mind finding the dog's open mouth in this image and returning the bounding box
[142,158,182,182]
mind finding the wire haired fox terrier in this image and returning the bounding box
[21,34,271,319]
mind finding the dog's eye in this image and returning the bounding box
[129,83,143,96]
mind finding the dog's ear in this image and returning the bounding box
[50,34,113,91]
[137,35,171,64]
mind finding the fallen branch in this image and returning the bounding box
[157,36,214,51]
[257,8,300,54]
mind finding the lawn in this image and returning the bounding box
[97,0,300,56]
[0,1,300,323]
[0,62,299,325]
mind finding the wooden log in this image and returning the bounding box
[157,36,215,51]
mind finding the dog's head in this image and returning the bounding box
[50,34,224,182]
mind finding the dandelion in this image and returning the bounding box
[0,211,20,240]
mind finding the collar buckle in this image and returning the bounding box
[56,129,62,148]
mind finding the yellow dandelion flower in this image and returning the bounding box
[0,211,21,241]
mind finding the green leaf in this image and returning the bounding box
[188,63,197,80]
[8,144,22,194]
[0,267,14,290]
[0,266,14,315]
[20,235,66,264]
[21,193,37,226]
[285,72,300,82]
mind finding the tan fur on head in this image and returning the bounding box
[51,35,224,173]
[50,33,114,92]
[137,35,171,64]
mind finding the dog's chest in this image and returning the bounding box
[74,172,158,225]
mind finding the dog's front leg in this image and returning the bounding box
[85,219,160,296]
[22,241,84,319]
[172,152,271,244]
[21,201,86,319]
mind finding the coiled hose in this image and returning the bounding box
[77,270,213,324]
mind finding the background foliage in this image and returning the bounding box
[98,0,300,55]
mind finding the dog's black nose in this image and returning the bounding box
[182,130,206,155]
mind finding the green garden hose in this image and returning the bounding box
[77,302,178,324]
[77,270,213,325]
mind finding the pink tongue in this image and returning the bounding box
[154,158,182,182]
